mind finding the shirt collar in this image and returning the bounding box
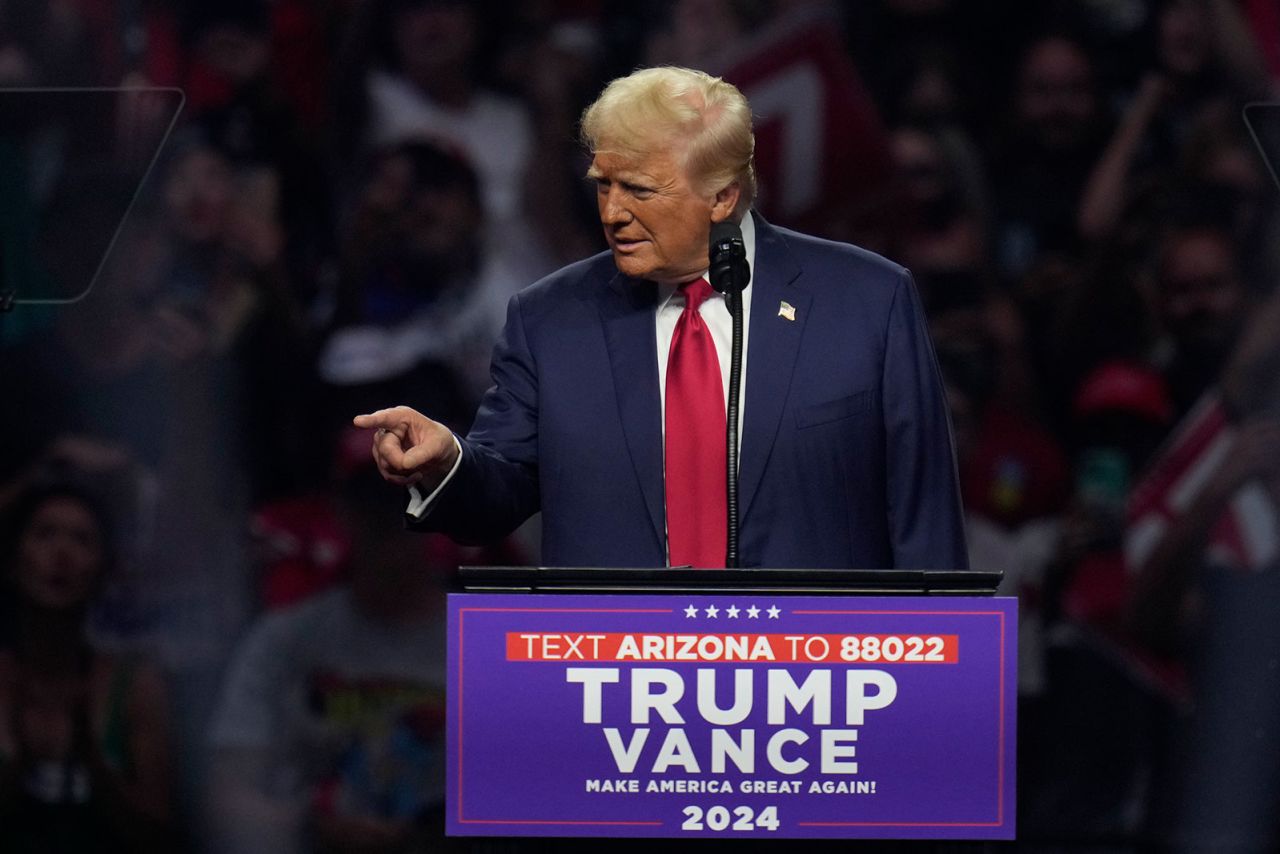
[656,210,758,311]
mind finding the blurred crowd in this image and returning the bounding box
[1,0,1279,851]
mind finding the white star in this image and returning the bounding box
[767,606,781,619]
[705,605,719,618]
[746,605,760,619]
[684,605,698,618]
[726,605,740,618]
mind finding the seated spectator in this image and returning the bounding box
[359,0,553,279]
[249,426,526,610]
[1078,64,1272,246]
[206,453,476,854]
[934,297,1068,698]
[1147,221,1248,417]
[179,2,335,310]
[0,482,174,852]
[1155,0,1272,105]
[641,0,760,70]
[1013,363,1177,844]
[1175,117,1275,264]
[320,141,524,401]
[943,339,1065,696]
[1059,360,1175,636]
[845,0,1011,130]
[991,34,1108,278]
[1127,289,1280,648]
[1125,285,1280,854]
[889,124,988,274]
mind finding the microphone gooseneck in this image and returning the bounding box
[708,221,749,568]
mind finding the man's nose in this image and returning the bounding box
[600,187,631,225]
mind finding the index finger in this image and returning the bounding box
[353,408,400,430]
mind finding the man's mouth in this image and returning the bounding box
[612,236,648,252]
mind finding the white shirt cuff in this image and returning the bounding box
[406,434,464,519]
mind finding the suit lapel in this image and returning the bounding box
[741,218,809,523]
[599,273,666,547]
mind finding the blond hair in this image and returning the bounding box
[580,66,756,212]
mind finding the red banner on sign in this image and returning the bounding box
[506,633,959,664]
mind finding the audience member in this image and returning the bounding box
[1148,222,1248,417]
[0,482,174,852]
[991,34,1108,278]
[355,0,552,277]
[319,140,524,401]
[206,458,460,854]
[889,124,988,274]
[1126,287,1280,852]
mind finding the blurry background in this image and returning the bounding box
[1,0,1279,851]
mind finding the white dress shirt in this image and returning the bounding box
[408,212,758,518]
[655,210,756,441]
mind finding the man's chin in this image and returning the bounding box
[610,251,659,280]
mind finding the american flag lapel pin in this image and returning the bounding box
[778,301,796,321]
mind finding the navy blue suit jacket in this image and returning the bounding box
[417,216,968,570]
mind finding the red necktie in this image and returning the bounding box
[665,278,726,568]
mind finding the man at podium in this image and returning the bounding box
[355,66,966,571]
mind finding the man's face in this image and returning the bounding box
[394,2,477,78]
[1157,230,1244,354]
[1016,38,1096,153]
[165,146,233,244]
[588,146,725,285]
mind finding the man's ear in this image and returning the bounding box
[709,181,742,223]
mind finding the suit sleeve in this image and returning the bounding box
[881,270,969,569]
[407,291,541,544]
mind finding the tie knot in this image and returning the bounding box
[680,277,714,312]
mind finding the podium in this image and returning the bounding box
[446,568,1015,841]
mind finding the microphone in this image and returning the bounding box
[708,219,748,568]
[708,221,750,297]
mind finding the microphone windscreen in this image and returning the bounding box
[709,220,748,296]
[710,221,743,246]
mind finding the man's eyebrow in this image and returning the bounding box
[585,167,661,188]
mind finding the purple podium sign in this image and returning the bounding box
[446,593,1016,840]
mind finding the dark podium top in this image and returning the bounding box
[456,567,1000,596]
